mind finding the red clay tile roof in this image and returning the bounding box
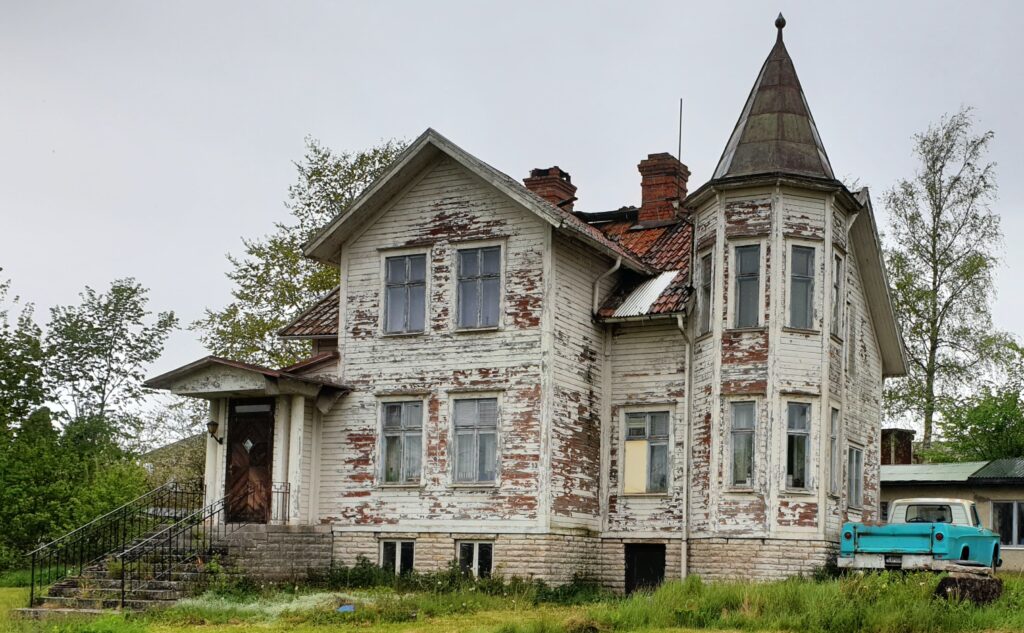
[278,287,340,338]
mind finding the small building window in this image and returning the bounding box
[992,502,1024,547]
[848,445,864,508]
[381,540,415,575]
[734,244,760,328]
[786,403,811,489]
[831,254,843,336]
[457,246,501,329]
[453,398,498,483]
[623,411,670,494]
[789,245,815,329]
[730,401,755,486]
[458,541,493,578]
[384,254,426,333]
[382,402,423,484]
[698,252,713,335]
[829,408,840,494]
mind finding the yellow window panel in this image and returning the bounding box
[623,440,649,494]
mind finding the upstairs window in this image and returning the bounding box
[786,403,810,489]
[734,244,760,328]
[382,402,423,484]
[384,254,426,333]
[789,245,815,329]
[454,398,498,483]
[698,252,713,335]
[831,254,844,336]
[730,402,755,486]
[623,411,669,494]
[457,246,501,329]
[829,408,840,494]
[848,445,864,508]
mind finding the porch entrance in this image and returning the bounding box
[225,399,274,523]
[624,544,665,593]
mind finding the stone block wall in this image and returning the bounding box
[228,524,333,581]
[596,538,684,594]
[688,537,837,581]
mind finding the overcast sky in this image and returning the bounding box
[1,0,1021,377]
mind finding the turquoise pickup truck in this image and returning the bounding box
[838,498,1002,572]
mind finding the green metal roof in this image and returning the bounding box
[970,458,1024,481]
[880,462,988,484]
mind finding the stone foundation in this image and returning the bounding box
[687,537,837,581]
[228,524,333,581]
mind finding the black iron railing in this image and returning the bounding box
[269,482,290,524]
[27,480,204,607]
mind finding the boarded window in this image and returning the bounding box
[457,246,501,329]
[623,412,669,493]
[786,403,810,489]
[734,244,760,328]
[831,254,843,336]
[698,252,713,335]
[384,254,426,333]
[789,245,815,329]
[848,445,864,507]
[453,398,498,483]
[381,540,415,574]
[382,402,423,484]
[730,402,755,486]
[458,541,493,578]
[829,408,840,494]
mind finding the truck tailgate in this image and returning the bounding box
[851,524,935,554]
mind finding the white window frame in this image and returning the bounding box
[731,241,763,329]
[622,410,671,494]
[450,394,501,485]
[380,539,415,574]
[787,243,816,330]
[831,253,844,337]
[380,247,430,336]
[991,501,1024,548]
[379,399,425,485]
[848,444,864,508]
[829,407,841,495]
[454,240,504,331]
[785,402,812,491]
[457,540,493,578]
[698,250,714,336]
[729,400,756,488]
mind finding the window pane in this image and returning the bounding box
[384,404,403,429]
[385,286,407,332]
[732,432,753,485]
[792,246,814,276]
[386,257,407,284]
[454,400,476,428]
[648,443,668,492]
[459,250,479,278]
[732,402,755,430]
[477,399,498,427]
[477,543,493,578]
[787,403,809,430]
[477,432,496,482]
[737,245,759,274]
[649,412,669,437]
[1017,503,1024,546]
[458,279,479,327]
[407,285,425,332]
[459,543,474,576]
[409,255,426,282]
[737,278,758,327]
[700,253,713,334]
[384,435,402,483]
[400,542,415,575]
[455,433,475,482]
[403,433,421,483]
[481,277,500,327]
[481,247,501,275]
[790,278,812,328]
[626,414,647,438]
[382,541,396,572]
[403,402,422,429]
[993,503,1013,545]
[788,434,807,488]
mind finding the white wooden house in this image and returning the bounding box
[147,18,905,590]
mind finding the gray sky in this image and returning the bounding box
[2,0,1021,377]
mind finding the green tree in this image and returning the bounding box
[45,278,177,448]
[0,273,48,438]
[927,388,1024,462]
[193,137,407,367]
[883,107,1007,447]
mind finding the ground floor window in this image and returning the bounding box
[457,541,493,578]
[381,540,415,575]
[623,411,670,493]
[992,502,1024,547]
[847,446,864,508]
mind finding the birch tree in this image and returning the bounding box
[883,106,1006,447]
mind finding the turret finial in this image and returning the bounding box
[775,13,786,41]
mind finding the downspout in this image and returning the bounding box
[676,312,693,579]
[592,257,622,316]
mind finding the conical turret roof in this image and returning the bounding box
[713,15,834,181]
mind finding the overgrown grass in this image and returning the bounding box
[0,569,32,587]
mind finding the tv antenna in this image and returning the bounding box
[677,98,683,160]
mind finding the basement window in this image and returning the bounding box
[382,401,423,484]
[786,403,810,489]
[381,540,415,575]
[384,254,426,334]
[458,541,493,578]
[623,411,669,494]
[457,246,501,329]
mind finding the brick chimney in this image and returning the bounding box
[523,167,577,212]
[638,153,690,223]
[881,428,916,465]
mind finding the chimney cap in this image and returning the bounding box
[528,166,571,183]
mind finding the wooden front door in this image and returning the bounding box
[225,399,274,523]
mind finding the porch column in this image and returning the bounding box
[287,395,306,524]
[204,398,222,508]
